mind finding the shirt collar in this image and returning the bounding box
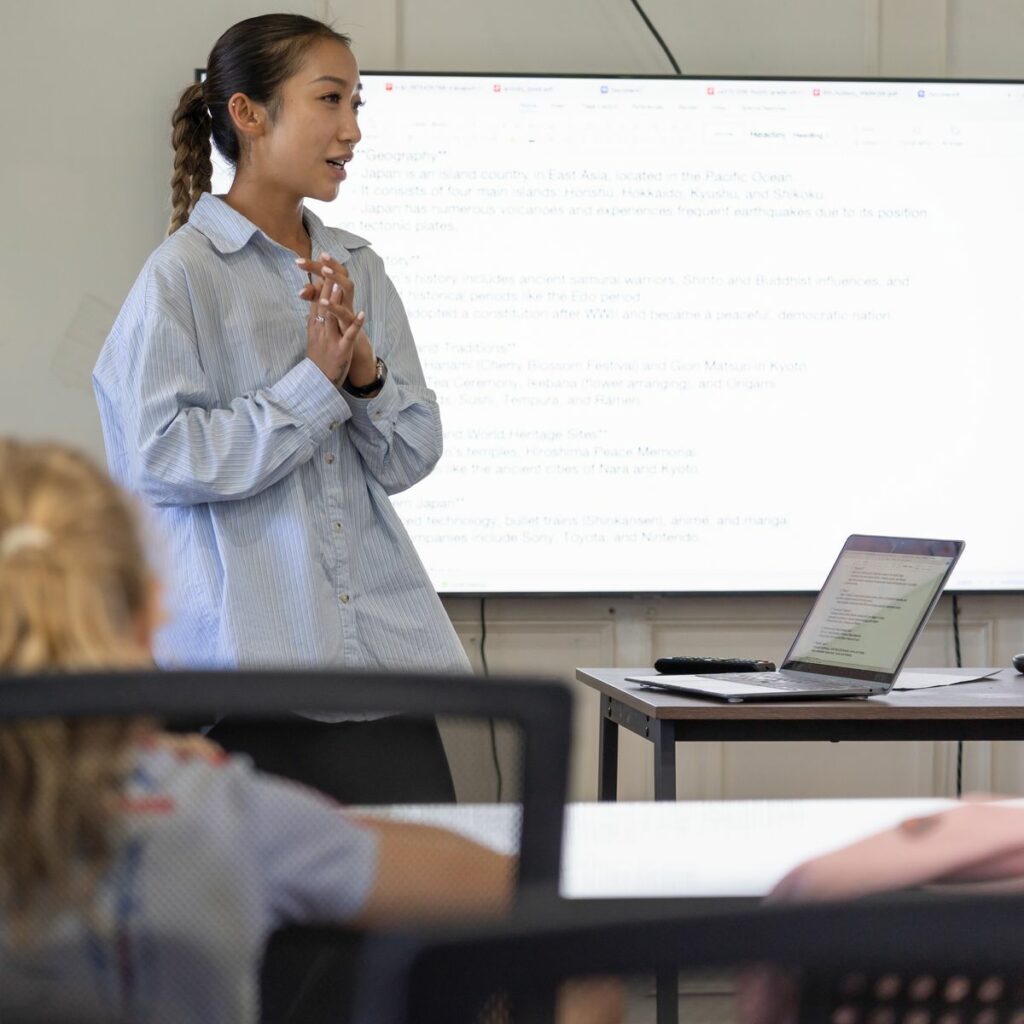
[189,193,371,258]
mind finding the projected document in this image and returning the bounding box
[212,76,1024,592]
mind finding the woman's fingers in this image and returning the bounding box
[335,309,366,343]
[321,253,355,309]
[296,256,344,282]
[307,276,329,327]
[296,254,355,308]
[318,294,365,332]
[299,280,343,303]
[296,256,331,279]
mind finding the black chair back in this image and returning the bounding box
[352,891,1024,1024]
[0,669,571,888]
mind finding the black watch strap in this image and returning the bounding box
[344,358,387,397]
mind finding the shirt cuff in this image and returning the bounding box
[342,370,400,435]
[271,357,351,446]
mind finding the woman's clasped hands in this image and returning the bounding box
[297,252,377,389]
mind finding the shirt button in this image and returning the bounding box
[333,521,342,533]
[339,593,350,604]
[325,453,335,464]
[329,421,338,431]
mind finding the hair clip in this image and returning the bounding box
[0,524,53,559]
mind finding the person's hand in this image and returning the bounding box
[145,732,228,764]
[556,978,625,1024]
[736,965,799,1024]
[303,268,365,386]
[297,253,377,387]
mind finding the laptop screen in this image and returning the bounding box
[782,537,963,682]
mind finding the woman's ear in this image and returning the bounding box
[226,91,268,142]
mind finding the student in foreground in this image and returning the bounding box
[0,439,619,1024]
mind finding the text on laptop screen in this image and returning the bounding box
[210,74,1024,593]
[787,551,954,674]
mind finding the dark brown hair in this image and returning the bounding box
[168,14,352,234]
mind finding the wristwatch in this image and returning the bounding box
[343,358,388,397]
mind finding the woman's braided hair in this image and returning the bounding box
[168,14,352,235]
[169,82,212,235]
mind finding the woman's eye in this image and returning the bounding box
[353,100,365,113]
[322,93,341,104]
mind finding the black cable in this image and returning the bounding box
[481,597,503,802]
[479,595,490,677]
[953,594,963,797]
[952,594,962,668]
[628,0,682,75]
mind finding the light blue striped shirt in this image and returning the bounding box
[94,193,470,688]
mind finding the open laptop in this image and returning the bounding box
[628,535,965,703]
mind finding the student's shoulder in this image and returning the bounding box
[120,748,283,854]
[125,744,254,813]
[126,744,339,826]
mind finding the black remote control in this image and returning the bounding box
[654,657,776,675]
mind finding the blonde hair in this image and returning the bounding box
[0,439,153,941]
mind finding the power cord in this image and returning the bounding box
[953,594,963,797]
[480,596,504,802]
[627,0,682,74]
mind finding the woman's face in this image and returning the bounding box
[257,38,363,202]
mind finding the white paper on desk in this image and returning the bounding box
[893,668,1000,690]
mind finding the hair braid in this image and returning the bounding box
[169,81,212,235]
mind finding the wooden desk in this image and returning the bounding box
[576,667,1024,800]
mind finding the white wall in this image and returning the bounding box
[3,0,1023,800]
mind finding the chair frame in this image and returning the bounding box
[350,890,1024,1024]
[0,669,572,888]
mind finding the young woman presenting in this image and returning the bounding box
[93,15,468,801]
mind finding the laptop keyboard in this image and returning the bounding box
[699,672,847,692]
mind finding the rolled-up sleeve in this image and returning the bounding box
[115,262,351,507]
[343,277,443,496]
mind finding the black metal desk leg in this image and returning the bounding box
[656,967,679,1024]
[598,696,619,801]
[652,720,677,801]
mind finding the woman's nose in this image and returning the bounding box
[341,115,361,144]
